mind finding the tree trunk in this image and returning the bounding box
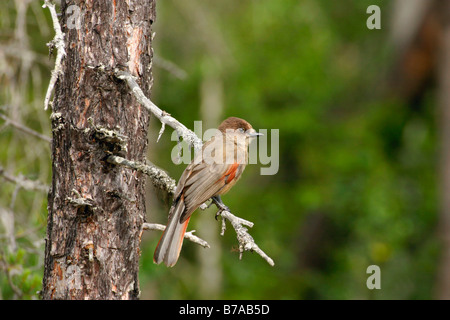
[42,0,155,300]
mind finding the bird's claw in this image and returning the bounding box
[215,205,229,220]
[211,196,230,220]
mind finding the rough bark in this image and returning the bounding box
[42,0,155,300]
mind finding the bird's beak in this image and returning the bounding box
[246,129,263,137]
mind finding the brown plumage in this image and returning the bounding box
[153,117,262,267]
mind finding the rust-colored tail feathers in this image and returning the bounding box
[153,196,190,267]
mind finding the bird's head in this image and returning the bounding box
[218,117,263,139]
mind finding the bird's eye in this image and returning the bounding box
[238,128,245,133]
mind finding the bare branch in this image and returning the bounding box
[143,222,210,248]
[106,155,176,196]
[114,70,203,152]
[153,55,188,80]
[0,166,49,193]
[0,207,17,253]
[219,210,275,267]
[88,117,128,152]
[157,121,166,143]
[66,189,96,209]
[0,113,51,143]
[42,0,66,111]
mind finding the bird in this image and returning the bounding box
[153,117,263,267]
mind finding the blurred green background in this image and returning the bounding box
[0,0,443,299]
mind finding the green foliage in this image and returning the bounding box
[140,0,439,300]
[0,0,439,299]
[0,0,50,300]
[0,248,42,300]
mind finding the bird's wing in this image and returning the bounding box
[176,136,242,223]
[180,161,239,223]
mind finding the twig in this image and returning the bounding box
[143,223,209,248]
[107,154,211,210]
[0,166,49,193]
[0,113,51,143]
[0,207,17,253]
[114,70,203,152]
[157,122,166,143]
[66,189,95,209]
[106,155,176,196]
[43,0,66,111]
[88,117,128,152]
[220,210,275,267]
[153,55,188,80]
[114,70,274,266]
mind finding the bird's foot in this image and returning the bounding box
[212,196,230,220]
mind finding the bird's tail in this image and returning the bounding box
[153,196,190,267]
